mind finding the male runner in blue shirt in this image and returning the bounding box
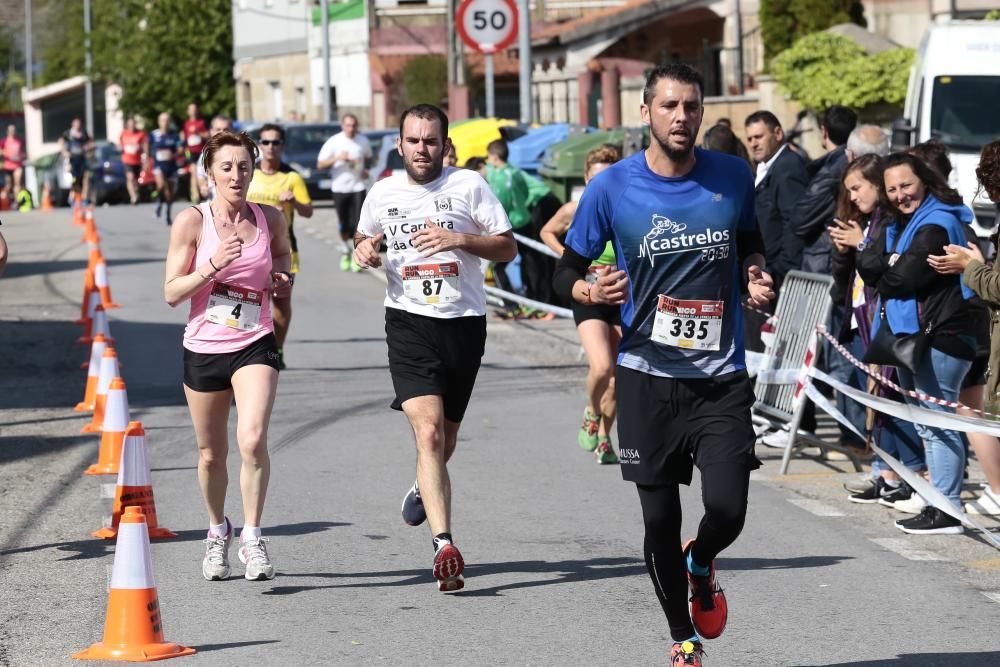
[554,63,774,666]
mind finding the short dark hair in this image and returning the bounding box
[486,139,509,162]
[822,105,857,146]
[259,123,285,141]
[883,152,963,207]
[643,63,704,105]
[398,104,449,140]
[907,139,952,179]
[203,130,259,172]
[703,123,751,165]
[745,110,781,131]
[464,157,486,171]
[341,113,359,124]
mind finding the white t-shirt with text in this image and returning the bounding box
[317,131,371,193]
[358,167,511,318]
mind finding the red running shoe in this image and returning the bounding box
[670,640,706,666]
[433,541,465,592]
[683,538,727,639]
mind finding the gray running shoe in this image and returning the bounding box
[401,481,427,526]
[238,536,275,580]
[202,525,232,581]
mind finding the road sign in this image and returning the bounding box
[456,0,519,55]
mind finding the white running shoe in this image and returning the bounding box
[759,430,789,449]
[964,487,1000,516]
[893,494,927,515]
[202,522,233,581]
[238,536,276,581]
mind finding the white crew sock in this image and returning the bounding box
[209,519,228,538]
[241,525,262,541]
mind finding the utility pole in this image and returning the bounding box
[447,0,468,120]
[321,0,332,122]
[84,0,94,136]
[735,0,744,95]
[517,0,531,123]
[24,0,32,89]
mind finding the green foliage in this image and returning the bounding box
[401,55,448,110]
[986,9,1000,21]
[37,0,234,121]
[771,32,914,112]
[760,0,866,67]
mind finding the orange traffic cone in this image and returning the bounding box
[41,182,53,212]
[82,348,120,433]
[82,216,101,245]
[78,304,113,345]
[84,377,130,475]
[75,334,109,411]
[93,423,177,540]
[73,194,84,226]
[76,269,97,324]
[73,506,195,661]
[95,257,121,309]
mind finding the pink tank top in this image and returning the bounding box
[183,202,274,354]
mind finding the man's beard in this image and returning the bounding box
[652,131,694,162]
[405,155,444,184]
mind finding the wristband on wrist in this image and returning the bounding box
[209,258,220,273]
[581,283,593,305]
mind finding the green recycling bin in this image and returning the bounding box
[538,127,648,203]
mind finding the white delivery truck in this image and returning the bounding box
[892,21,1000,237]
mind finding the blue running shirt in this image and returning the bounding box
[566,149,758,378]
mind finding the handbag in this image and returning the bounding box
[862,307,930,374]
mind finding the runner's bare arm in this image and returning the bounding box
[264,206,293,297]
[164,208,231,307]
[353,231,384,269]
[410,225,516,262]
[539,202,576,257]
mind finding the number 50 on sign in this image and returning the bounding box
[456,0,519,55]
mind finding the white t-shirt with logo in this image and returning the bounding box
[358,167,511,318]
[317,131,371,193]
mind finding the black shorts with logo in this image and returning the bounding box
[616,366,761,486]
[183,333,280,392]
[571,301,621,327]
[385,307,486,423]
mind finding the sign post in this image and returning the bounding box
[456,0,518,118]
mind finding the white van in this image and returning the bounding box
[892,21,1000,237]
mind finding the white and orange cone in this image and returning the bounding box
[75,268,96,324]
[74,506,195,661]
[94,422,177,540]
[95,257,121,309]
[81,348,120,434]
[84,377,130,475]
[75,334,109,411]
[79,304,113,346]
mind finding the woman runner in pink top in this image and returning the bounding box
[164,130,292,582]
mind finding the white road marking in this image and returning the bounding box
[786,498,845,517]
[870,538,948,561]
[982,591,1000,605]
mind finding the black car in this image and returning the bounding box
[247,122,341,200]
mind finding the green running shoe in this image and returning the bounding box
[595,437,619,464]
[340,254,351,271]
[578,409,600,451]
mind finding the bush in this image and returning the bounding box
[771,32,914,112]
[761,0,865,67]
[401,56,448,109]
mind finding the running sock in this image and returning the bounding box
[209,519,228,538]
[884,479,901,489]
[433,533,453,551]
[242,525,262,541]
[165,201,173,224]
[686,549,710,577]
[684,634,701,644]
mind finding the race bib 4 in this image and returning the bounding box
[651,296,724,351]
[206,282,263,331]
[402,262,461,305]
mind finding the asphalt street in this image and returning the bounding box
[1,202,999,666]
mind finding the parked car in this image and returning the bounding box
[363,128,398,164]
[367,132,403,189]
[246,122,341,200]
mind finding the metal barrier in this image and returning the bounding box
[749,270,863,473]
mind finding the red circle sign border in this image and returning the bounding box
[456,0,519,55]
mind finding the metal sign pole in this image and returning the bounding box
[517,0,530,123]
[485,54,495,117]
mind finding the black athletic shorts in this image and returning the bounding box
[332,191,366,237]
[69,156,87,184]
[962,355,988,390]
[385,307,486,423]
[124,163,141,178]
[183,333,280,392]
[615,366,761,486]
[571,301,621,327]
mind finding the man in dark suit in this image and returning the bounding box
[745,110,809,291]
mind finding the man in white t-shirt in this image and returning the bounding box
[317,114,372,271]
[353,104,516,593]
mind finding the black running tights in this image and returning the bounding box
[636,463,751,641]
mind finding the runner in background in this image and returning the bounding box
[197,115,234,202]
[148,112,182,224]
[118,117,147,205]
[182,103,209,203]
[317,114,371,271]
[164,130,292,582]
[353,104,516,592]
[60,117,93,204]
[1,125,26,204]
[248,123,313,370]
[540,144,623,463]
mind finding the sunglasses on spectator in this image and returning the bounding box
[259,139,284,146]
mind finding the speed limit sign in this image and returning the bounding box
[456,0,519,55]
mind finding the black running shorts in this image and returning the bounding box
[571,301,621,327]
[332,191,365,237]
[183,333,280,392]
[615,366,761,486]
[385,307,486,423]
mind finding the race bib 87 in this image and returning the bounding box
[401,262,461,305]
